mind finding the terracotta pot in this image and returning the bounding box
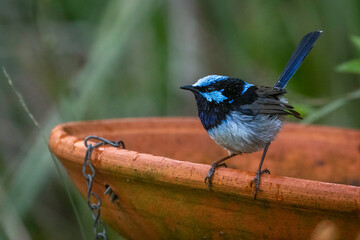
[49,117,360,239]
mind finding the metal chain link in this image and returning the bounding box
[83,135,125,240]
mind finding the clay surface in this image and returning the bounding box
[49,117,360,239]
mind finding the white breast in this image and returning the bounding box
[207,112,284,154]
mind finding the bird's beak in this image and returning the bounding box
[180,85,198,92]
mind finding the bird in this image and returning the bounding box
[181,31,322,199]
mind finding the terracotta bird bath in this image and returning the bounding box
[49,117,360,239]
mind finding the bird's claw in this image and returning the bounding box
[250,168,270,199]
[204,165,215,191]
[204,162,227,191]
[204,176,213,191]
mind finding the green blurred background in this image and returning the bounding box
[0,0,359,239]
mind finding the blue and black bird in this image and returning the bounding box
[181,31,322,199]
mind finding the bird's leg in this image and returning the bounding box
[205,153,237,191]
[250,143,271,199]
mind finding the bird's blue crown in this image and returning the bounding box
[193,75,229,87]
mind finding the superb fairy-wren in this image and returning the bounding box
[181,31,322,199]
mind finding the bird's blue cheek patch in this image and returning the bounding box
[241,82,254,94]
[200,89,228,103]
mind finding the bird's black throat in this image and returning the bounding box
[195,95,228,130]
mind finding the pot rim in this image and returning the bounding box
[49,117,360,214]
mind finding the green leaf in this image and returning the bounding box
[303,88,360,124]
[336,58,360,74]
[350,35,360,52]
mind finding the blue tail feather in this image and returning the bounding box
[274,31,322,89]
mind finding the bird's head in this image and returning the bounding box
[181,75,256,107]
[181,75,230,104]
[181,75,258,129]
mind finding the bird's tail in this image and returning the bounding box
[274,30,322,89]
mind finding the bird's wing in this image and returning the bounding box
[237,86,302,119]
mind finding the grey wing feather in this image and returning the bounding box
[240,86,302,119]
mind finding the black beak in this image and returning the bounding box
[180,85,198,92]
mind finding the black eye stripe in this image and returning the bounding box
[196,78,239,92]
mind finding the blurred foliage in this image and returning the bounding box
[304,35,360,124]
[0,0,359,239]
[336,36,360,74]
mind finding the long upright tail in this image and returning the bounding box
[274,30,322,89]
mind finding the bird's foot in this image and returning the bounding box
[204,162,227,191]
[250,168,270,199]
